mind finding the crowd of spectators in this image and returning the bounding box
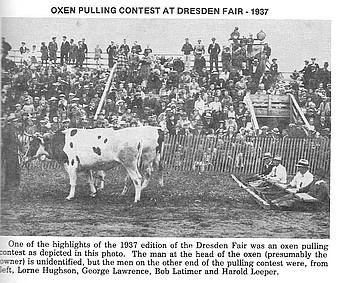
[1,31,331,141]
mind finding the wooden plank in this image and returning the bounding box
[231,174,271,209]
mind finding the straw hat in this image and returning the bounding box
[295,159,309,167]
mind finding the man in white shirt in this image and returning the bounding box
[267,155,287,184]
[194,95,205,115]
[288,159,314,192]
[209,96,222,112]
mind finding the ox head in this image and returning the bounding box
[24,133,53,163]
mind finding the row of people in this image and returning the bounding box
[260,153,329,202]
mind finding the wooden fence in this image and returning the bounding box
[20,134,330,175]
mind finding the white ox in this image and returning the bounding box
[24,126,164,202]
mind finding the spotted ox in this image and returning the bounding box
[24,126,164,202]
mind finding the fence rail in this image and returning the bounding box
[20,134,330,175]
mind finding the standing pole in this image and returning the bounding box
[94,63,116,120]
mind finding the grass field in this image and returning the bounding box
[0,167,330,238]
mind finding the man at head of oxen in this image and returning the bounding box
[24,132,66,164]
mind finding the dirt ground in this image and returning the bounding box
[0,167,330,238]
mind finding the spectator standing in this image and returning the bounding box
[120,39,130,56]
[60,35,70,66]
[106,41,117,68]
[81,38,88,63]
[299,60,310,88]
[246,33,254,58]
[131,40,142,54]
[193,38,205,57]
[76,41,86,68]
[181,38,193,72]
[143,44,153,56]
[221,46,232,71]
[208,37,220,73]
[263,43,271,59]
[1,37,12,65]
[94,44,102,67]
[1,115,21,191]
[29,45,38,65]
[230,27,240,40]
[270,58,278,80]
[48,37,58,65]
[317,62,331,89]
[69,39,77,65]
[308,57,319,90]
[19,42,29,65]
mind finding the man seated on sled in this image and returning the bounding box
[246,152,274,183]
[266,155,287,184]
[288,160,329,202]
[260,152,274,176]
[287,159,313,193]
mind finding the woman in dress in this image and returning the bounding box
[40,42,48,65]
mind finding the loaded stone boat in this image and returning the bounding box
[231,174,320,211]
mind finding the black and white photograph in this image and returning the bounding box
[1,17,331,238]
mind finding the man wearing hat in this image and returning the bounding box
[193,38,205,57]
[317,62,331,89]
[299,60,310,88]
[288,159,313,192]
[181,38,193,72]
[61,118,70,130]
[208,37,221,73]
[60,35,70,66]
[271,127,281,138]
[48,37,58,65]
[260,152,274,176]
[14,103,23,119]
[270,58,278,79]
[267,155,287,184]
[1,113,22,191]
[259,125,270,137]
[203,112,215,131]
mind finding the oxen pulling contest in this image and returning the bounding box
[1,19,330,238]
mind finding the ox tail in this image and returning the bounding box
[136,141,143,172]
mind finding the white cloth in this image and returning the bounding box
[209,101,222,112]
[290,171,314,189]
[268,164,287,184]
[194,99,205,115]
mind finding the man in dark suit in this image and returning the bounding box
[299,60,310,88]
[208,37,221,73]
[249,58,262,86]
[260,152,274,176]
[60,35,70,66]
[106,41,117,68]
[120,38,130,56]
[48,37,58,65]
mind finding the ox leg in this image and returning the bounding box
[65,165,77,200]
[87,171,97,197]
[141,166,152,190]
[121,174,131,195]
[155,154,164,187]
[125,169,142,202]
[152,153,164,187]
[97,170,106,190]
